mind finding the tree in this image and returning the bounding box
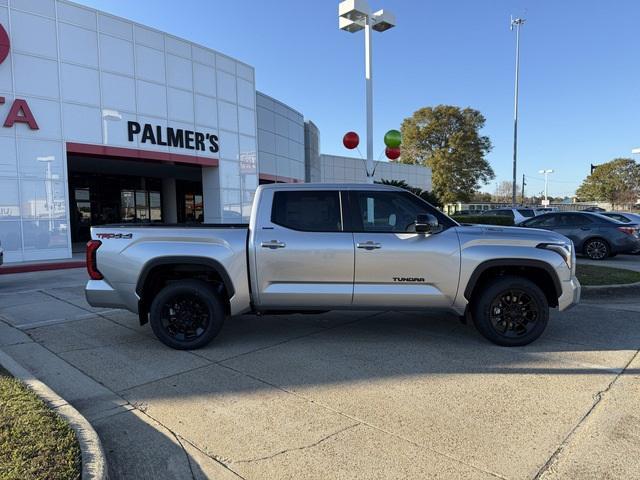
[376,179,443,208]
[400,105,495,203]
[493,180,520,203]
[575,158,640,208]
[470,191,492,203]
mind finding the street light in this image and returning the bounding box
[37,155,55,232]
[538,169,553,205]
[510,16,525,206]
[102,109,122,145]
[339,0,396,183]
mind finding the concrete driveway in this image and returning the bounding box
[1,268,639,479]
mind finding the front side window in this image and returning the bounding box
[353,191,451,233]
[271,191,342,232]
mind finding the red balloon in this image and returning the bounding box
[385,146,401,160]
[343,131,359,149]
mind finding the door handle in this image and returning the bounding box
[261,240,286,249]
[580,227,591,231]
[356,241,382,250]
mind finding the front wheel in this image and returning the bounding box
[149,280,225,350]
[471,276,549,347]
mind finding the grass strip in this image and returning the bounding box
[0,369,81,480]
[576,264,640,286]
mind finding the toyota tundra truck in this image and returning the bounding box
[85,183,580,349]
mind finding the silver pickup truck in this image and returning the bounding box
[85,183,580,349]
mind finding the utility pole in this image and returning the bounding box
[510,16,525,206]
[521,173,526,204]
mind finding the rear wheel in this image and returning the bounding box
[149,280,225,350]
[472,276,549,347]
[583,238,610,260]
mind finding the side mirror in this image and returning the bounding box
[415,213,440,234]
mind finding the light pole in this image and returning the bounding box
[510,16,525,206]
[339,0,396,183]
[102,109,122,144]
[538,169,553,205]
[37,155,55,232]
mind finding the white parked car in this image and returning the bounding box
[534,207,559,215]
[481,208,536,225]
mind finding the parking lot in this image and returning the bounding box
[1,260,639,479]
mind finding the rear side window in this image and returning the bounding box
[271,191,342,232]
[560,214,592,226]
[523,214,558,227]
[517,209,535,217]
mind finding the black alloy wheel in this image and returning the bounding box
[472,276,549,347]
[488,289,539,338]
[150,280,225,350]
[160,294,210,342]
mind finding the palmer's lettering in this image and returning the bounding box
[127,121,219,153]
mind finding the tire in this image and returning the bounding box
[583,238,610,260]
[149,280,225,350]
[471,275,549,347]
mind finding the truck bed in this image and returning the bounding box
[89,224,251,315]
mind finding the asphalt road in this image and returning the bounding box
[0,266,639,479]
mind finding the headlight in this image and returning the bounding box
[537,242,573,271]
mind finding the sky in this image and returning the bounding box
[78,0,640,198]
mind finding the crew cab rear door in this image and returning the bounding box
[348,190,460,308]
[252,189,354,308]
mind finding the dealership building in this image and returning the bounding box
[0,0,431,264]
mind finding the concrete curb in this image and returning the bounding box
[0,348,108,480]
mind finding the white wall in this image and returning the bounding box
[316,154,432,191]
[256,92,305,182]
[0,0,257,262]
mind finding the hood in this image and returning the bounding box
[455,224,570,247]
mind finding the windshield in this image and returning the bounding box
[517,209,535,217]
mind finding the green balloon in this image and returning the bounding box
[384,129,402,148]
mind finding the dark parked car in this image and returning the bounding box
[519,212,640,259]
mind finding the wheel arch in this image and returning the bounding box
[136,256,234,324]
[464,259,561,308]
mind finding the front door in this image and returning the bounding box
[349,190,460,308]
[253,189,354,308]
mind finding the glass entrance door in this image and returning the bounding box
[72,187,92,242]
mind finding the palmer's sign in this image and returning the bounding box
[127,121,219,154]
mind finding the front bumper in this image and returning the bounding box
[558,275,581,311]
